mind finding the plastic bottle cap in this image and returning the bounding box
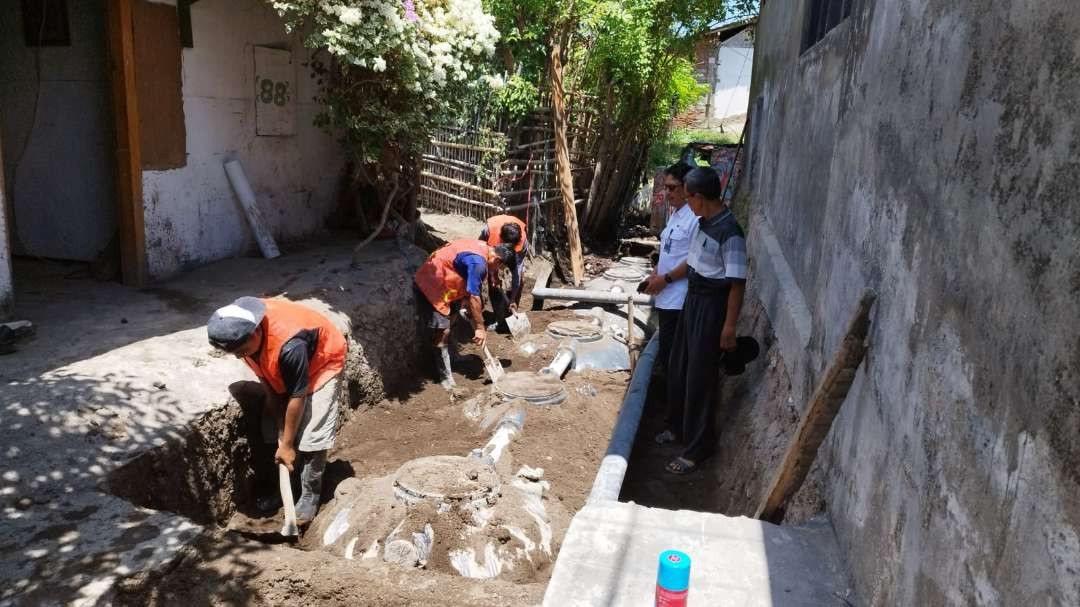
[656,549,691,592]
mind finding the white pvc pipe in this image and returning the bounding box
[587,334,659,504]
[541,341,576,378]
[224,159,281,259]
[532,286,653,306]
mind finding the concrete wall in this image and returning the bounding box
[0,0,117,262]
[676,30,754,129]
[709,31,754,122]
[746,0,1080,603]
[142,0,344,279]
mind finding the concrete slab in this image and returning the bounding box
[543,501,853,607]
[0,239,425,605]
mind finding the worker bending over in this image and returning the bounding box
[414,239,515,389]
[207,296,347,524]
[655,167,747,475]
[479,214,528,331]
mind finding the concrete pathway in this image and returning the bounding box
[543,501,854,606]
[0,240,422,605]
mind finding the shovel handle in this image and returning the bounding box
[279,463,299,536]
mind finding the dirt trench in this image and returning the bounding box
[105,298,629,606]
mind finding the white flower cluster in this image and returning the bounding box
[273,0,499,108]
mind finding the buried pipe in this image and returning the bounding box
[540,340,576,378]
[531,286,654,307]
[586,334,659,504]
[472,407,526,465]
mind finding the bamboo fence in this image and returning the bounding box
[418,94,598,225]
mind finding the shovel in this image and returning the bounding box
[505,311,532,341]
[279,463,299,537]
[482,345,506,382]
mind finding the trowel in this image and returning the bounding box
[278,463,299,537]
[505,311,532,341]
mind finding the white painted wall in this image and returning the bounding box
[142,0,344,279]
[709,31,754,121]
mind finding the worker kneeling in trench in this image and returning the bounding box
[413,239,516,389]
[207,296,347,524]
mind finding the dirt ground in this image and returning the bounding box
[114,305,629,606]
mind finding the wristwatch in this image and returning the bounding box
[664,273,673,284]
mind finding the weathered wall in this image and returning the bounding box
[746,0,1080,603]
[141,0,344,279]
[675,30,754,129]
[0,0,117,262]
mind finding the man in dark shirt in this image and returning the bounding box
[479,217,528,331]
[654,167,748,474]
[414,240,515,389]
[208,297,347,524]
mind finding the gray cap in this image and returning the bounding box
[207,296,266,351]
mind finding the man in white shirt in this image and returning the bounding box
[642,162,697,373]
[649,166,748,475]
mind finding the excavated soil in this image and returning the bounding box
[113,307,628,606]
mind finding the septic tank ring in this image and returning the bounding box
[602,265,648,283]
[546,320,604,343]
[493,371,569,406]
[392,455,500,508]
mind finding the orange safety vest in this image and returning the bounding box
[486,215,527,253]
[243,299,347,395]
[414,239,490,316]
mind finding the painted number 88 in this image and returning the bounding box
[259,79,288,106]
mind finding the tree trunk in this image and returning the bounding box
[550,35,585,285]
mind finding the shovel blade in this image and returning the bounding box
[482,346,506,382]
[506,312,532,340]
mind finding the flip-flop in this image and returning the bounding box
[666,457,697,475]
[655,430,677,445]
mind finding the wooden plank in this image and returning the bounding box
[419,185,501,210]
[755,289,877,524]
[0,128,12,320]
[133,0,186,169]
[106,0,148,286]
[430,141,502,154]
[549,40,585,286]
[423,172,500,197]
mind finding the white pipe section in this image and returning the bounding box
[532,286,653,306]
[224,159,281,259]
[540,341,576,378]
[587,334,659,504]
[478,408,526,464]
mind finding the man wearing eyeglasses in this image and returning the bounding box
[649,166,747,475]
[641,162,697,376]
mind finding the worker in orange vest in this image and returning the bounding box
[207,296,347,524]
[414,239,516,389]
[479,214,528,331]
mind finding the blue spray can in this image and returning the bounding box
[655,549,691,606]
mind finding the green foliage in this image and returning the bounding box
[648,127,741,168]
[493,74,540,121]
